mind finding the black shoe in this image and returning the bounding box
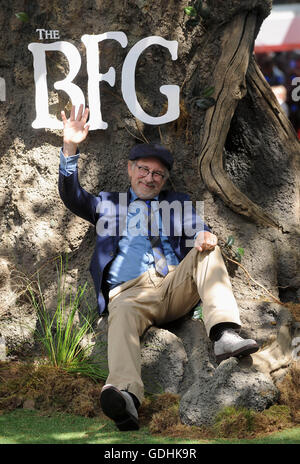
[100,384,139,431]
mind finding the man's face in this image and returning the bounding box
[128,157,168,200]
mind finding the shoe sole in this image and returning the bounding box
[100,386,139,431]
[216,343,259,364]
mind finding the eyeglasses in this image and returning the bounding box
[135,164,166,182]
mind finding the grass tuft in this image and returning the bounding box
[213,406,255,438]
[23,255,107,382]
[0,361,105,417]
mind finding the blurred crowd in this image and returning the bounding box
[256,51,300,138]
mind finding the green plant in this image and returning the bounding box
[26,255,107,382]
[189,86,216,111]
[15,12,29,22]
[224,235,245,263]
[192,304,203,320]
[184,6,198,17]
[184,1,210,27]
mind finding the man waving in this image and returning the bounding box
[59,105,259,431]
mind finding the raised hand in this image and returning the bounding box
[61,104,90,156]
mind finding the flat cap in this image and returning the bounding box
[129,143,174,170]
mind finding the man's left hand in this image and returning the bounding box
[194,231,218,252]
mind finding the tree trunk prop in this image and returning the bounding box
[197,9,299,231]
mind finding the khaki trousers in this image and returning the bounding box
[106,245,241,403]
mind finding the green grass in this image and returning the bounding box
[24,255,107,382]
[0,410,299,445]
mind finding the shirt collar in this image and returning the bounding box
[129,187,159,202]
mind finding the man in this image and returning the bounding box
[59,105,259,431]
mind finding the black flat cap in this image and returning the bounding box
[129,143,174,170]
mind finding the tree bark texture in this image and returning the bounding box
[195,6,299,231]
[197,11,282,229]
[0,0,299,357]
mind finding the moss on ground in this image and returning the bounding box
[0,360,299,440]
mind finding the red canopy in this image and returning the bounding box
[255,4,300,53]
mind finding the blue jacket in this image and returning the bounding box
[58,169,210,314]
